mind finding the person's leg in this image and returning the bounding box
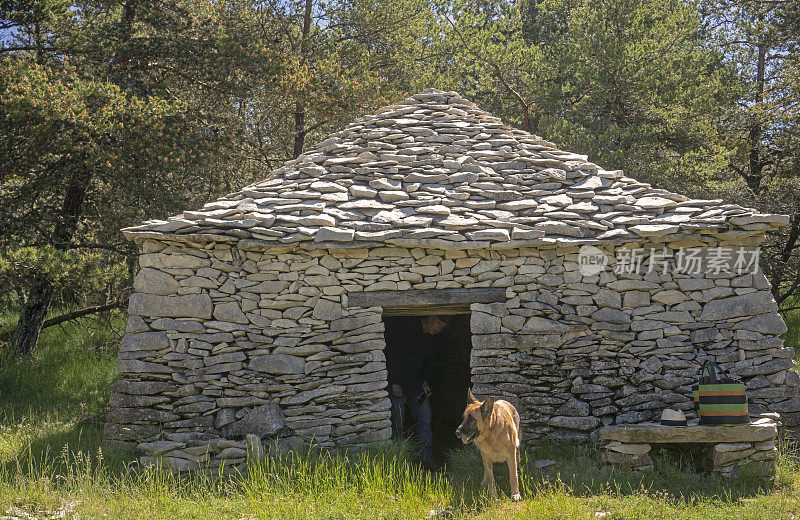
[389,393,407,440]
[407,392,433,463]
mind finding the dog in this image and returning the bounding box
[455,389,521,501]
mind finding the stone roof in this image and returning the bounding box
[123,89,788,250]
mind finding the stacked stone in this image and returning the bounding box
[125,89,786,251]
[108,240,395,453]
[600,418,779,478]
[105,89,799,471]
[713,440,778,477]
[601,440,782,477]
[602,441,654,471]
[138,433,266,473]
[468,245,799,443]
[106,237,799,458]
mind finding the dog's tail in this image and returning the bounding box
[513,407,521,448]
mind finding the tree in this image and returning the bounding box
[433,0,734,195]
[0,60,217,355]
[701,0,800,305]
[0,1,241,355]
[0,0,435,355]
[431,0,544,132]
[538,0,736,194]
[237,0,434,161]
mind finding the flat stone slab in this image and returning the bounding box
[599,418,777,444]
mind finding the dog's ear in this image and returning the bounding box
[481,396,495,417]
[467,388,479,404]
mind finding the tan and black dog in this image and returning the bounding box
[455,389,521,501]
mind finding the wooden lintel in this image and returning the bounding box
[348,288,506,309]
[381,304,471,316]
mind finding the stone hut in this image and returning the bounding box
[105,90,799,468]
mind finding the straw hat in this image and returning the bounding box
[660,408,687,426]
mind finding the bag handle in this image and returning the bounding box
[700,360,732,383]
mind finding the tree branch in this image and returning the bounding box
[0,45,56,53]
[41,301,124,329]
[295,118,328,137]
[1,301,125,343]
[443,14,535,134]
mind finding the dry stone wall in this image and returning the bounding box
[106,234,799,467]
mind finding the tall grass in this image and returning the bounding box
[0,310,121,418]
[0,437,797,519]
[0,440,453,519]
[0,311,124,478]
[241,444,452,518]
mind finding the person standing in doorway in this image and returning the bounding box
[385,315,448,468]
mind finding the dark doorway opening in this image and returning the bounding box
[383,314,472,465]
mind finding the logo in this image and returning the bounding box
[578,245,609,276]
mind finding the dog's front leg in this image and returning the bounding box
[508,450,521,501]
[479,452,496,497]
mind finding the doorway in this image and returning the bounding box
[382,314,472,464]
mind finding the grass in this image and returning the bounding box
[782,304,800,363]
[0,313,798,519]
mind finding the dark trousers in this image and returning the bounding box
[390,391,433,463]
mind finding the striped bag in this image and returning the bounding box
[697,360,749,425]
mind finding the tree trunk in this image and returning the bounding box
[292,0,313,158]
[107,0,139,79]
[9,277,54,357]
[771,213,800,303]
[34,22,45,65]
[9,168,92,356]
[8,0,139,356]
[293,101,306,159]
[745,42,767,194]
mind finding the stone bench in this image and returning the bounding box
[599,418,779,477]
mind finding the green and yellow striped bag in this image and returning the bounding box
[697,360,749,425]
